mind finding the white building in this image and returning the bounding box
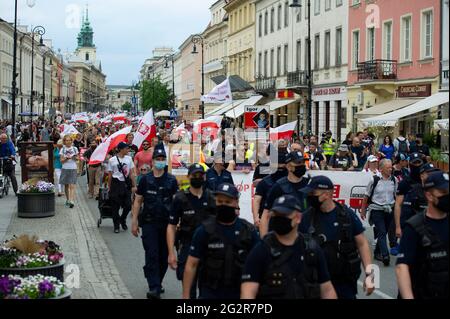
[255,0,349,141]
[106,85,135,112]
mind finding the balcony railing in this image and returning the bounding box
[255,75,276,92]
[357,59,397,81]
[287,70,308,87]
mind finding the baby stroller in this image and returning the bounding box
[97,183,113,228]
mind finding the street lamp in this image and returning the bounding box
[290,0,312,135]
[30,25,46,124]
[164,54,176,110]
[11,0,38,140]
[191,34,205,119]
[41,50,52,117]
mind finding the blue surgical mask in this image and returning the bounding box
[154,161,166,170]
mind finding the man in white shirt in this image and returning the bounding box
[107,142,137,234]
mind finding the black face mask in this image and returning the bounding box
[190,178,204,189]
[270,216,294,235]
[307,195,322,211]
[216,205,237,223]
[410,165,422,180]
[293,165,306,178]
[435,195,449,213]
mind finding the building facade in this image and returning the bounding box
[348,0,441,135]
[106,85,135,112]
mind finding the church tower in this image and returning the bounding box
[75,5,97,63]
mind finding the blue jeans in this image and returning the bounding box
[141,223,168,293]
[370,210,393,258]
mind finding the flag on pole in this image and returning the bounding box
[89,126,133,165]
[60,124,80,137]
[201,78,232,104]
[269,121,298,141]
[132,109,157,150]
[192,116,223,142]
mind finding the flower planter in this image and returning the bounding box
[17,192,55,218]
[431,161,449,173]
[0,262,64,282]
[52,289,72,299]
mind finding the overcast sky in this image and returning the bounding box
[0,0,212,85]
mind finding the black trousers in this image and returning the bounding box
[4,169,18,194]
[109,178,131,228]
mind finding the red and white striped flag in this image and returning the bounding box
[89,126,132,165]
[270,121,297,141]
[132,109,157,150]
[192,116,223,142]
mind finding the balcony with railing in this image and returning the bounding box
[255,75,276,92]
[287,70,308,88]
[357,59,397,82]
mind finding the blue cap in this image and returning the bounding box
[423,171,449,190]
[188,163,205,175]
[271,195,303,215]
[409,152,423,165]
[152,148,167,159]
[300,176,334,194]
[215,183,239,199]
[117,142,130,151]
[285,151,304,164]
[420,163,440,174]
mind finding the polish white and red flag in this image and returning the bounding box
[132,109,157,150]
[89,126,133,165]
[192,116,223,143]
[270,121,298,141]
[60,124,80,137]
[112,113,128,122]
[73,112,89,123]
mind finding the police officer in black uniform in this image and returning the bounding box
[260,151,309,237]
[241,195,337,299]
[205,153,234,192]
[167,163,215,299]
[299,176,375,299]
[252,150,288,228]
[394,153,427,239]
[182,183,260,299]
[131,148,179,299]
[396,170,449,299]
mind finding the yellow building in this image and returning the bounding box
[224,0,256,85]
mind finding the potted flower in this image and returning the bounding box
[0,235,65,281]
[17,178,55,218]
[0,274,71,299]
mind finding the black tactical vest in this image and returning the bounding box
[277,176,309,211]
[198,217,255,290]
[406,213,449,299]
[308,203,361,284]
[257,233,321,299]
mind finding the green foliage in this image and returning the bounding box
[140,75,173,112]
[430,148,449,163]
[423,133,437,148]
[121,102,132,112]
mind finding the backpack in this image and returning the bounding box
[397,138,409,154]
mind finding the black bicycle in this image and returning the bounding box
[0,157,13,198]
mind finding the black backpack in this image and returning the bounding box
[397,138,409,154]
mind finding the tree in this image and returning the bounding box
[121,102,132,112]
[140,75,172,112]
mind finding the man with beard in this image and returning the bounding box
[396,171,449,299]
[167,164,215,299]
[134,140,153,170]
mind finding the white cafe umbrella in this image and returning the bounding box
[155,110,170,117]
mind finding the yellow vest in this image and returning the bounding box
[323,137,335,156]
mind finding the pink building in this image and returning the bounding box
[347,0,442,134]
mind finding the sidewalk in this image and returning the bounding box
[1,171,132,299]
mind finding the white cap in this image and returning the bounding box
[368,155,379,162]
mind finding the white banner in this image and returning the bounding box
[232,172,255,224]
[201,78,232,104]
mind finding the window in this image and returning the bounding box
[367,27,375,61]
[85,53,89,61]
[314,34,320,70]
[264,11,268,35]
[264,51,268,77]
[271,8,275,33]
[401,16,412,61]
[336,0,343,7]
[259,14,263,37]
[258,52,262,75]
[244,6,247,25]
[324,31,331,68]
[336,27,342,66]
[278,5,282,30]
[284,1,289,27]
[297,2,302,22]
[277,46,282,76]
[314,0,320,15]
[422,10,433,58]
[351,0,360,5]
[339,103,347,129]
[352,30,360,69]
[383,21,393,60]
[296,40,302,71]
[270,49,275,76]
[284,44,289,74]
[325,0,331,11]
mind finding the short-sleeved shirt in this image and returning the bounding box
[308,151,326,169]
[136,172,178,198]
[169,189,211,226]
[328,155,353,170]
[134,150,153,170]
[416,144,430,157]
[396,178,414,196]
[365,175,397,206]
[351,145,367,169]
[253,162,271,181]
[107,155,134,181]
[264,177,310,210]
[205,167,234,191]
[61,146,79,170]
[241,235,331,285]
